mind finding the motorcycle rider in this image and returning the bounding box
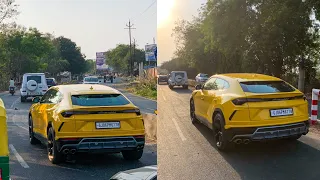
[9,78,15,91]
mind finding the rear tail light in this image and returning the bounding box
[61,111,73,118]
[232,98,263,105]
[61,138,80,141]
[0,168,2,180]
[232,95,306,105]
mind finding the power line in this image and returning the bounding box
[131,0,156,21]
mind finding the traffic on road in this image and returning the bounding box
[1,74,157,180]
[157,70,320,180]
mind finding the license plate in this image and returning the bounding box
[270,108,293,117]
[95,122,120,129]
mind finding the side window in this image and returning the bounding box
[203,78,217,90]
[215,78,230,90]
[40,89,60,104]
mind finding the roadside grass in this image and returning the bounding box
[126,78,157,100]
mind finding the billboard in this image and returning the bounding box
[145,44,157,62]
[96,52,108,70]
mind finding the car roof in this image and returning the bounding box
[171,71,187,73]
[23,73,45,76]
[215,73,281,82]
[56,84,120,94]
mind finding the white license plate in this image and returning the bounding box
[270,108,293,117]
[95,122,120,129]
[28,92,40,95]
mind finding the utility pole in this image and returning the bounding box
[133,38,136,76]
[298,56,305,93]
[124,20,136,77]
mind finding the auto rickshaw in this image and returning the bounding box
[0,98,9,180]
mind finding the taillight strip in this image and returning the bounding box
[61,109,141,117]
[232,95,305,105]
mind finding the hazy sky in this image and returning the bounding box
[158,0,207,64]
[15,0,157,59]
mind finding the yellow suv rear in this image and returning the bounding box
[190,73,309,151]
[29,84,145,164]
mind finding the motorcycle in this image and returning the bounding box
[9,86,15,96]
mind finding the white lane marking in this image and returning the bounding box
[9,144,30,168]
[146,108,155,111]
[162,93,166,101]
[123,92,157,102]
[10,114,28,131]
[10,96,20,109]
[172,118,186,141]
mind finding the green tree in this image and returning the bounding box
[54,36,87,74]
[106,44,145,73]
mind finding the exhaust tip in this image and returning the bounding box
[70,149,76,154]
[233,139,242,144]
[243,139,250,144]
[63,149,69,154]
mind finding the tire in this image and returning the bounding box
[29,116,40,145]
[190,99,199,124]
[183,85,188,89]
[122,149,143,160]
[47,127,64,164]
[21,96,26,102]
[213,113,232,151]
[169,85,173,89]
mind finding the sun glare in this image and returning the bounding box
[157,0,175,27]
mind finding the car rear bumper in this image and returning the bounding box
[225,120,309,142]
[56,136,145,154]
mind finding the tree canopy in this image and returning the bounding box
[106,44,146,73]
[162,0,320,88]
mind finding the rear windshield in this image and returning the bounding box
[200,74,208,78]
[46,79,55,85]
[84,77,99,82]
[27,76,42,83]
[174,72,185,77]
[71,94,130,106]
[240,81,296,93]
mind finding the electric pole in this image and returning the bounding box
[133,38,136,76]
[124,20,136,76]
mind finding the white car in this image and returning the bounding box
[168,71,188,89]
[195,73,209,84]
[110,165,157,180]
[20,73,48,102]
[83,76,100,84]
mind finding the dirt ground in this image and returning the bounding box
[310,123,320,136]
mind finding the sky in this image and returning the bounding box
[14,0,157,59]
[157,0,207,64]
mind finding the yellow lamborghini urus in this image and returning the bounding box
[29,84,145,164]
[190,73,309,151]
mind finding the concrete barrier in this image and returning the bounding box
[142,113,157,143]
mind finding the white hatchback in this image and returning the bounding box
[20,73,48,102]
[83,76,100,84]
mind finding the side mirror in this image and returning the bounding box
[195,84,202,90]
[154,110,157,115]
[32,97,41,103]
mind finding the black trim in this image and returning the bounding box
[229,110,237,120]
[58,122,64,132]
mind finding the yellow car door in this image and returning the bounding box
[194,78,217,119]
[38,89,61,136]
[202,78,228,123]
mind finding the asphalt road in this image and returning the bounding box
[1,90,157,180]
[157,85,320,180]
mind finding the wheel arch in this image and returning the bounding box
[212,108,226,128]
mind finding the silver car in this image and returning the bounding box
[195,73,209,84]
[110,165,157,180]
